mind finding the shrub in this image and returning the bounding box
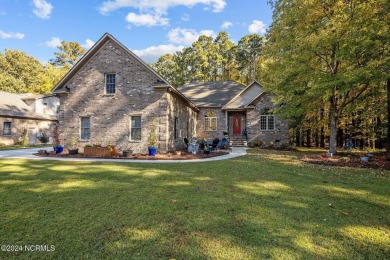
[38,132,50,144]
[19,128,29,147]
[253,139,263,147]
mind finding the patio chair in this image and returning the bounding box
[211,138,220,151]
[218,137,232,152]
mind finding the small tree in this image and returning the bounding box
[147,118,158,148]
[53,125,61,145]
[19,128,29,147]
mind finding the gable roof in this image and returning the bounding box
[0,91,57,120]
[176,81,245,107]
[222,81,263,110]
[51,33,169,93]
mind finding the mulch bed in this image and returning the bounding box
[300,154,390,170]
[34,150,229,160]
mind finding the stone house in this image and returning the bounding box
[0,91,59,145]
[51,33,288,153]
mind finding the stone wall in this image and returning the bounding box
[196,107,227,141]
[165,91,197,151]
[0,117,55,145]
[58,39,169,154]
[246,94,289,146]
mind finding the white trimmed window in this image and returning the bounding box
[205,111,217,131]
[80,117,90,140]
[260,115,275,130]
[3,122,11,135]
[105,74,116,94]
[131,116,141,141]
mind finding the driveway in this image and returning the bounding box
[0,146,247,163]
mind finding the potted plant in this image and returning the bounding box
[68,136,79,155]
[147,118,158,156]
[203,144,210,155]
[53,125,64,154]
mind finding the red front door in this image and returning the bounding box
[232,114,241,135]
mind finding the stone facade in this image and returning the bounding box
[196,108,227,141]
[57,38,197,153]
[0,117,55,145]
[246,94,289,146]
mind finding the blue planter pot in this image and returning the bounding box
[204,150,210,155]
[55,145,64,154]
[148,147,157,156]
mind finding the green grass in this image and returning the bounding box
[0,149,389,259]
[0,144,49,151]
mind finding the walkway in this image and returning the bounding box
[0,146,247,163]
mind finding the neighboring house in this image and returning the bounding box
[51,33,288,153]
[0,91,59,145]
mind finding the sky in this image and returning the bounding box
[0,0,273,63]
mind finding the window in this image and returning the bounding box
[205,111,217,131]
[80,117,90,140]
[131,116,141,141]
[3,122,11,135]
[260,115,275,130]
[174,117,178,139]
[105,74,116,94]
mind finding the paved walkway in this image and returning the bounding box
[0,146,247,163]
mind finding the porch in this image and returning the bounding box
[227,111,247,146]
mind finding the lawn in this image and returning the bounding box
[0,149,389,259]
[0,144,49,151]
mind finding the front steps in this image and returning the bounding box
[228,136,247,147]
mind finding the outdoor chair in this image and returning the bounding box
[218,137,232,152]
[211,138,220,151]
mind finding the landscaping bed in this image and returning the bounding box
[34,149,229,160]
[301,153,390,170]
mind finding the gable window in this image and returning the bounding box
[174,117,178,139]
[105,74,116,94]
[205,111,217,131]
[131,116,141,141]
[80,117,90,140]
[260,115,275,130]
[3,122,11,135]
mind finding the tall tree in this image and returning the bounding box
[0,49,45,93]
[235,34,263,84]
[265,0,389,153]
[50,41,86,68]
[214,31,237,81]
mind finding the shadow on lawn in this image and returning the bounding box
[0,150,389,259]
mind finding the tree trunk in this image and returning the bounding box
[295,128,300,146]
[387,80,390,153]
[329,104,338,153]
[320,126,325,148]
[306,128,311,147]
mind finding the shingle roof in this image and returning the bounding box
[0,91,57,120]
[176,81,245,107]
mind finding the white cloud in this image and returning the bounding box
[32,0,53,19]
[45,37,62,48]
[181,13,190,21]
[125,12,169,27]
[98,0,226,15]
[0,30,25,39]
[248,20,266,34]
[132,44,184,63]
[221,21,232,29]
[82,39,95,49]
[167,27,216,45]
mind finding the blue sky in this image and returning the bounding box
[0,0,273,63]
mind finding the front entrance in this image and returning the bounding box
[228,111,246,136]
[232,114,242,135]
